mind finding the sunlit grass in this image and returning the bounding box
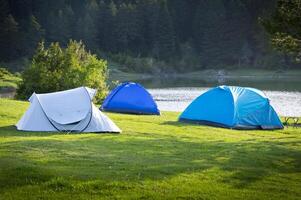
[0,98,300,199]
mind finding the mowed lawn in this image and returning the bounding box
[0,98,301,200]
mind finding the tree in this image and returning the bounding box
[17,40,108,103]
[8,0,33,20]
[262,0,301,63]
[0,0,296,70]
[21,15,44,56]
[153,1,176,61]
[193,0,227,67]
[75,13,97,50]
[223,0,250,66]
[32,0,49,27]
[47,6,74,45]
[0,14,20,60]
[0,0,10,20]
[168,0,196,43]
[112,3,142,53]
[97,1,117,52]
[137,0,160,56]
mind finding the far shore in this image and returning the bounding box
[109,68,301,82]
[1,68,301,98]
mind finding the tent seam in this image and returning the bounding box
[136,83,160,115]
[80,87,95,133]
[34,94,61,132]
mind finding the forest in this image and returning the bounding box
[0,0,300,73]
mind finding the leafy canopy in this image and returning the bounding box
[262,0,301,62]
[17,40,108,103]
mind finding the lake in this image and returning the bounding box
[1,74,300,116]
[138,77,301,117]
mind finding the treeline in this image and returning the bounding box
[0,0,299,72]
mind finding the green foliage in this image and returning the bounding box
[0,67,21,89]
[262,0,301,63]
[47,7,74,45]
[0,14,20,61]
[193,0,251,68]
[0,98,301,199]
[16,40,108,102]
[1,0,300,71]
[194,0,227,67]
[0,67,11,78]
[74,0,99,51]
[152,1,176,61]
[108,53,158,73]
[21,15,44,55]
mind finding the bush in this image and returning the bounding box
[16,40,108,103]
[0,68,11,78]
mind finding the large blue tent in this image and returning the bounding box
[101,82,160,115]
[179,86,283,130]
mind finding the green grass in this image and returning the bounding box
[0,98,301,199]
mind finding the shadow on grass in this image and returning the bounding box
[161,120,204,128]
[283,123,301,128]
[0,125,120,137]
[161,120,236,130]
[0,125,57,137]
[0,156,53,189]
[1,132,301,191]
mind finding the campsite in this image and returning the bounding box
[1,98,301,199]
[1,0,301,199]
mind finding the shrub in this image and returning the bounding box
[0,68,11,78]
[16,40,108,103]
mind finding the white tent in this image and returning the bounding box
[16,87,121,133]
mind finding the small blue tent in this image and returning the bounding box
[101,82,160,115]
[179,86,283,130]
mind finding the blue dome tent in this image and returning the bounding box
[101,82,160,115]
[179,86,283,130]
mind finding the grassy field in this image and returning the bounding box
[0,98,301,199]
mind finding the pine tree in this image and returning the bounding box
[222,0,250,66]
[193,0,227,67]
[153,1,176,61]
[168,0,194,43]
[0,15,20,60]
[8,0,33,20]
[141,0,160,55]
[21,15,44,56]
[70,0,87,18]
[0,0,293,70]
[0,0,10,19]
[73,0,99,50]
[32,0,49,28]
[113,3,142,53]
[75,13,97,51]
[47,6,74,45]
[97,1,119,52]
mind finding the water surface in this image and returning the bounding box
[141,77,301,116]
[149,87,301,117]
